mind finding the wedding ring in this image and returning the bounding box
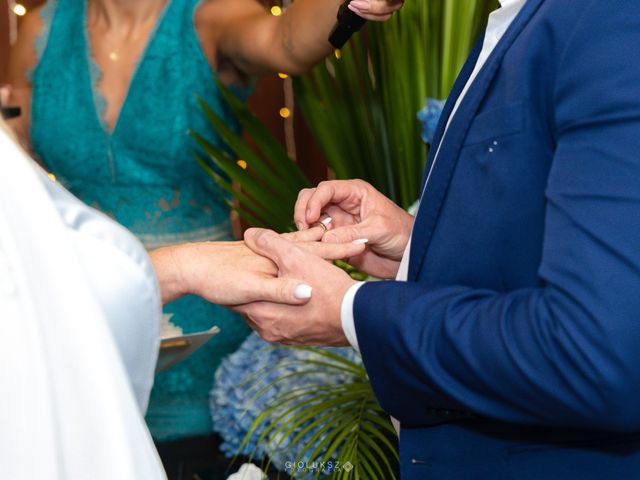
[313,216,332,232]
[315,221,328,232]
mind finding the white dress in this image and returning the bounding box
[0,125,166,479]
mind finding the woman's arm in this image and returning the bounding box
[6,5,45,149]
[197,0,403,78]
[149,241,280,306]
[150,232,366,306]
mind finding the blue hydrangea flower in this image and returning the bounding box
[417,98,446,144]
[210,332,360,471]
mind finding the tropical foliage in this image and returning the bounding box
[193,1,497,231]
[238,345,399,479]
[191,84,310,233]
[295,0,498,209]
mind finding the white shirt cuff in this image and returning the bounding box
[341,281,365,352]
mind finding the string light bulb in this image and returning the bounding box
[13,3,27,16]
[236,159,247,170]
[278,73,288,79]
[334,49,342,59]
[270,6,282,16]
[279,107,291,119]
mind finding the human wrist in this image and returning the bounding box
[149,244,192,305]
[397,210,415,257]
[382,209,415,262]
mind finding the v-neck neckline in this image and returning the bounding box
[82,0,172,138]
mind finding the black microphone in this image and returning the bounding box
[1,106,21,120]
[329,0,367,49]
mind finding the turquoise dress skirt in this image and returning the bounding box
[30,0,251,440]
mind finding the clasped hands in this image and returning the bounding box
[152,180,414,346]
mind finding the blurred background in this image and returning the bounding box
[0,0,329,189]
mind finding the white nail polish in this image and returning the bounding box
[320,217,333,226]
[352,238,369,244]
[294,284,313,299]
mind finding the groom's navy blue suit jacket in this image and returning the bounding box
[353,1,640,478]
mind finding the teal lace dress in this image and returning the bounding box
[31,0,252,441]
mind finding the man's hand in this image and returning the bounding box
[294,180,414,279]
[235,228,357,346]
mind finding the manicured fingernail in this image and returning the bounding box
[352,238,369,244]
[320,217,333,226]
[350,0,369,11]
[294,284,313,300]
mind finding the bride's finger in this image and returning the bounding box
[282,220,332,242]
[296,239,367,260]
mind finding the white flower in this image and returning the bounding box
[226,463,266,480]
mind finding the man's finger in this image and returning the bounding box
[297,240,366,260]
[235,303,298,344]
[245,228,308,272]
[304,180,364,226]
[294,188,316,230]
[322,222,371,245]
[323,205,357,228]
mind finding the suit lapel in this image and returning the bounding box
[409,0,545,280]
[418,37,484,191]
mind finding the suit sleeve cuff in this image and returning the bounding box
[340,281,365,352]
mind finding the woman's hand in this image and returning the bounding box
[348,0,405,22]
[0,85,10,106]
[201,0,407,81]
[295,180,414,279]
[150,227,366,306]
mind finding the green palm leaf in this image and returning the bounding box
[238,347,398,479]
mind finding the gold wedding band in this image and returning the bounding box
[315,221,328,232]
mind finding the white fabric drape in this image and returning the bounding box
[0,124,166,479]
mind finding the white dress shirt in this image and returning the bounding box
[341,0,528,351]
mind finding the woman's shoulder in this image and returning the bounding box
[9,4,48,81]
[17,3,48,38]
[195,0,266,42]
[7,3,53,147]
